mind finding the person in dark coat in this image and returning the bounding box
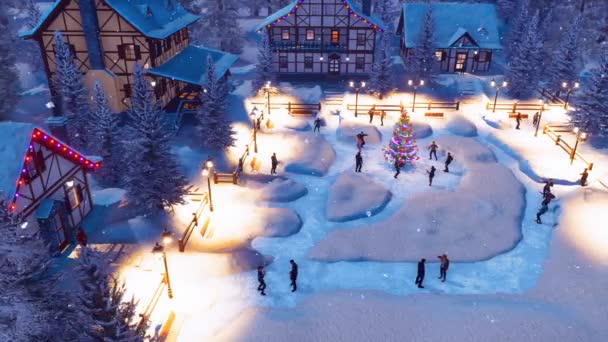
[313,117,321,132]
[515,112,522,129]
[394,158,402,179]
[542,192,556,206]
[580,168,589,186]
[76,227,88,246]
[356,131,368,150]
[415,258,426,288]
[368,104,376,124]
[428,141,438,160]
[542,179,554,195]
[444,152,453,172]
[438,254,449,282]
[427,166,436,186]
[380,110,386,126]
[532,112,540,126]
[355,151,363,172]
[257,266,267,296]
[536,204,549,224]
[270,153,278,175]
[289,259,298,292]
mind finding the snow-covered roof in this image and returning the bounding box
[20,0,199,39]
[256,0,385,32]
[401,2,502,50]
[147,45,238,86]
[0,122,36,201]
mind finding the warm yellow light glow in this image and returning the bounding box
[562,82,568,88]
[420,80,425,86]
[408,80,413,86]
[349,81,354,87]
[206,160,213,168]
[574,82,580,88]
[573,127,579,134]
[202,169,209,177]
[490,79,496,87]
[361,81,366,88]
[162,235,172,245]
[581,132,587,140]
[502,81,508,87]
[563,196,608,263]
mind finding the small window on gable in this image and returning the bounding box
[357,33,366,47]
[64,182,83,211]
[435,50,443,61]
[331,30,340,44]
[119,44,141,61]
[355,57,365,71]
[279,56,288,68]
[477,51,490,62]
[282,29,290,40]
[306,29,315,41]
[304,56,313,69]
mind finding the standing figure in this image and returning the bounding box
[437,254,449,282]
[515,112,522,129]
[356,131,368,151]
[394,158,402,179]
[532,112,540,126]
[542,179,554,195]
[257,266,267,296]
[289,260,298,292]
[580,168,589,186]
[368,104,376,124]
[270,153,278,175]
[355,151,363,173]
[313,117,321,132]
[427,166,436,186]
[536,204,549,224]
[428,141,438,160]
[415,258,426,288]
[542,192,556,206]
[444,152,454,172]
[380,110,386,126]
[76,227,88,246]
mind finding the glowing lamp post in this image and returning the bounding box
[570,127,587,164]
[534,101,548,137]
[263,82,272,116]
[152,228,173,299]
[490,79,508,113]
[250,107,259,153]
[562,81,579,110]
[202,158,214,211]
[349,80,366,117]
[408,79,424,112]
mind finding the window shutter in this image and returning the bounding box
[36,150,46,173]
[64,192,72,213]
[149,40,156,59]
[441,51,446,61]
[76,184,83,205]
[118,44,126,59]
[134,45,141,60]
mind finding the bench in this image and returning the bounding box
[508,113,529,119]
[424,112,444,118]
[213,172,238,184]
[290,109,316,116]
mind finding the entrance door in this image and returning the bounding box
[454,52,467,72]
[329,56,340,74]
[50,210,69,251]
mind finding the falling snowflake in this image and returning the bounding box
[416,228,421,232]
[366,211,372,217]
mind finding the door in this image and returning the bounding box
[329,56,340,74]
[50,210,69,251]
[454,52,467,72]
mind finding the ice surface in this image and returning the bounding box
[283,133,336,176]
[336,121,383,145]
[282,117,312,131]
[255,178,308,203]
[326,172,392,222]
[447,114,478,137]
[411,119,433,139]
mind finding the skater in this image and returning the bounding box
[380,110,386,126]
[580,168,589,186]
[438,254,449,282]
[368,105,376,124]
[257,266,267,296]
[428,141,438,160]
[270,153,278,175]
[444,152,453,172]
[355,151,363,172]
[356,131,368,150]
[394,158,402,179]
[76,227,88,247]
[542,192,556,206]
[536,204,548,224]
[313,117,321,132]
[415,258,426,288]
[542,179,554,195]
[515,112,522,129]
[289,259,298,292]
[427,166,436,186]
[532,112,540,127]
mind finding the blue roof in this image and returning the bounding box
[0,122,36,201]
[257,0,385,32]
[147,45,239,86]
[21,0,199,39]
[35,199,55,219]
[401,2,502,50]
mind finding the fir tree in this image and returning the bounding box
[496,0,517,22]
[270,0,290,12]
[506,0,530,59]
[77,247,147,341]
[408,5,434,80]
[53,30,90,149]
[370,32,393,99]
[570,49,608,136]
[506,11,543,99]
[89,81,120,185]
[249,0,269,16]
[253,33,274,93]
[196,55,236,150]
[0,10,19,121]
[374,0,397,32]
[24,0,43,71]
[199,0,244,54]
[383,110,419,165]
[122,64,188,214]
[547,15,583,93]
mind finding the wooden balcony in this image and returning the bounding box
[271,41,348,52]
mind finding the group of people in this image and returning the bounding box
[367,105,387,126]
[257,260,298,296]
[415,254,450,288]
[396,141,453,187]
[536,179,555,224]
[514,111,541,130]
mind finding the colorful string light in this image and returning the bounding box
[383,112,419,165]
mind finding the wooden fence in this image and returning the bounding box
[177,192,210,252]
[137,277,166,331]
[346,102,460,116]
[486,101,563,112]
[250,101,321,116]
[543,124,594,170]
[538,88,566,105]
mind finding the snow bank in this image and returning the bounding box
[482,114,511,130]
[336,121,382,145]
[279,83,323,103]
[91,188,126,206]
[411,119,433,139]
[256,178,308,202]
[310,136,525,262]
[233,79,254,97]
[447,115,478,137]
[282,116,312,131]
[326,172,392,222]
[284,134,336,176]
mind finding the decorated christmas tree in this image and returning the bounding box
[383,111,419,164]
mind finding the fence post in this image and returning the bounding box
[456,102,460,111]
[192,212,198,227]
[512,103,517,112]
[232,172,237,184]
[589,162,593,171]
[288,102,292,114]
[178,239,184,252]
[213,172,218,184]
[555,135,561,145]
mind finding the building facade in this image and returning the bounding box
[21,0,237,113]
[257,0,385,75]
[397,2,502,74]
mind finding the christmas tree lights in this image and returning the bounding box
[383,111,419,164]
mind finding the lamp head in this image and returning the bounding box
[502,81,508,88]
[361,81,366,88]
[562,82,568,88]
[573,127,579,134]
[150,81,157,87]
[574,82,580,88]
[202,168,209,177]
[65,180,74,188]
[206,159,214,168]
[581,132,587,140]
[161,228,173,245]
[408,80,413,86]
[420,80,425,86]
[490,79,496,88]
[349,81,354,88]
[152,242,164,254]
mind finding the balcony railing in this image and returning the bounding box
[271,41,348,51]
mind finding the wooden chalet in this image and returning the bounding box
[397,2,502,74]
[256,0,385,76]
[0,122,101,252]
[20,0,238,113]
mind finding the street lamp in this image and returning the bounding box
[534,100,548,137]
[490,79,508,113]
[202,158,214,211]
[570,127,587,164]
[250,107,259,153]
[349,80,366,117]
[408,79,425,112]
[562,81,580,110]
[263,82,272,116]
[152,229,173,299]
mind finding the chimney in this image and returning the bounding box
[362,0,371,16]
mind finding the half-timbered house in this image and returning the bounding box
[257,0,385,75]
[20,0,238,113]
[397,2,502,74]
[0,122,101,252]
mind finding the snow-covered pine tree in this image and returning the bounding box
[374,0,397,32]
[496,0,517,23]
[199,0,244,54]
[196,55,236,150]
[407,5,434,80]
[370,32,393,99]
[249,0,269,16]
[570,49,608,136]
[77,247,147,341]
[53,30,90,149]
[122,64,188,214]
[89,81,120,185]
[506,11,543,99]
[253,33,274,93]
[506,0,530,59]
[270,0,290,12]
[547,15,583,93]
[24,0,42,70]
[0,9,19,121]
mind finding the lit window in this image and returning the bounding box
[477,51,490,62]
[282,29,290,40]
[64,182,82,210]
[119,44,140,60]
[306,29,315,41]
[331,30,339,44]
[435,50,443,61]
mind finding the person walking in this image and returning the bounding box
[394,158,402,179]
[76,227,88,247]
[270,153,278,175]
[580,168,589,186]
[355,151,363,172]
[532,112,540,127]
[536,204,549,224]
[415,258,426,288]
[368,104,376,124]
[542,192,556,206]
[356,131,368,151]
[427,166,436,186]
[257,266,267,296]
[428,141,438,160]
[313,117,321,133]
[444,152,453,172]
[289,259,298,292]
[542,179,554,195]
[437,254,449,282]
[380,110,386,126]
[515,112,522,129]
